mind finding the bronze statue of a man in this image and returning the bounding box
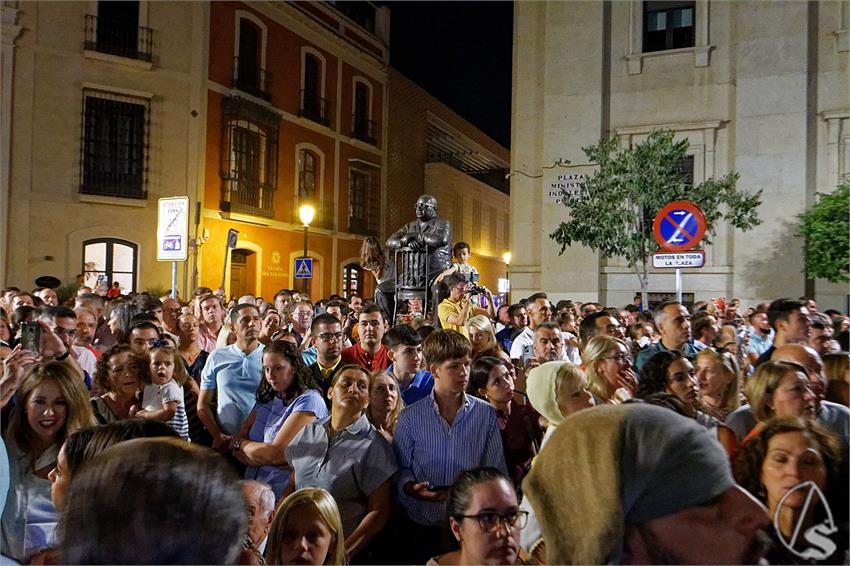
[386,195,452,285]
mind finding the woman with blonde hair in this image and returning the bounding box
[1,361,95,562]
[582,335,637,404]
[366,371,405,442]
[265,487,346,565]
[360,236,395,319]
[740,360,816,446]
[467,315,511,364]
[694,347,740,420]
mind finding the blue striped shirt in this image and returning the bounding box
[392,391,507,526]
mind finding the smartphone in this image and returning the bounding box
[470,272,480,283]
[20,321,40,353]
[429,484,451,492]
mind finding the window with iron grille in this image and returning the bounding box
[84,1,153,62]
[80,89,149,199]
[220,98,279,218]
[348,167,377,235]
[643,1,695,52]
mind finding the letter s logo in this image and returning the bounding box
[799,523,837,560]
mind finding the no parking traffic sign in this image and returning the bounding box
[652,200,707,252]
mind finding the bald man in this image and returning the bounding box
[724,343,849,445]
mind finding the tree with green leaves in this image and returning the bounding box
[797,179,849,283]
[550,130,763,306]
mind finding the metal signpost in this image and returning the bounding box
[156,197,190,298]
[221,228,239,292]
[652,200,708,303]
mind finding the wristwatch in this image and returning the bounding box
[54,349,70,362]
[232,439,242,451]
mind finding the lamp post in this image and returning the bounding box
[298,204,315,294]
[502,251,511,304]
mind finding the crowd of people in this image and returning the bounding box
[0,272,848,564]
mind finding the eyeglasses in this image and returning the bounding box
[604,353,630,363]
[458,510,529,533]
[318,332,343,343]
[53,327,77,337]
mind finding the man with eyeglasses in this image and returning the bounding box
[288,300,314,347]
[308,313,344,402]
[341,304,390,371]
[37,305,97,382]
[161,297,181,335]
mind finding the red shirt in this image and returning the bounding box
[340,342,390,372]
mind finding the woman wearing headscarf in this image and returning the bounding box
[522,404,771,565]
[520,361,594,561]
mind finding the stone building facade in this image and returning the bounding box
[511,1,849,310]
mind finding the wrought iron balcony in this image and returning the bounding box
[351,116,377,145]
[221,176,275,218]
[84,14,153,62]
[299,90,331,127]
[232,56,272,101]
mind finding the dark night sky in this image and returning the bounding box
[386,1,514,149]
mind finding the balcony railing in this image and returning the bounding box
[351,117,377,145]
[84,14,153,62]
[222,176,275,218]
[233,56,272,101]
[299,90,331,127]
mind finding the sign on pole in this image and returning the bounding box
[156,197,190,262]
[227,229,239,250]
[652,251,705,268]
[652,200,707,252]
[652,200,707,303]
[294,257,313,279]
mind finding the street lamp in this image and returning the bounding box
[298,204,315,293]
[502,251,511,303]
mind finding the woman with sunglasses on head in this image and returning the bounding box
[429,467,530,565]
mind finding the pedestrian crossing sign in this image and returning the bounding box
[294,257,313,279]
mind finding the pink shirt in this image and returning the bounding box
[198,324,220,353]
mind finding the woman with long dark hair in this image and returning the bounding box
[1,362,95,562]
[360,236,395,319]
[233,340,328,500]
